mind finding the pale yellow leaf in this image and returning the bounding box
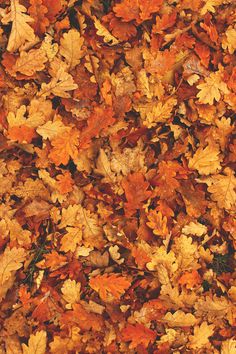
[37,118,69,140]
[0,247,26,286]
[221,338,236,354]
[222,26,236,54]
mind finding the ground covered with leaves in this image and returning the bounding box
[0,0,235,353]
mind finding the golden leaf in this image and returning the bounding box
[22,331,47,354]
[222,26,236,54]
[163,310,197,327]
[61,279,81,307]
[13,49,47,76]
[197,70,229,105]
[2,0,35,52]
[188,143,222,175]
[37,118,69,140]
[189,322,215,349]
[39,67,78,98]
[60,29,85,69]
[60,227,83,252]
[93,16,120,46]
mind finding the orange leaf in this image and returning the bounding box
[79,106,115,150]
[42,0,62,22]
[89,273,130,302]
[122,172,151,216]
[42,251,67,271]
[178,270,202,289]
[146,210,169,238]
[49,129,79,166]
[29,0,49,35]
[8,125,36,143]
[122,323,156,349]
[56,171,74,194]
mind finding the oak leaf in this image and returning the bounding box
[197,70,229,105]
[0,247,26,286]
[89,273,130,302]
[121,323,156,349]
[39,67,78,98]
[60,29,84,69]
[189,321,215,349]
[29,0,49,35]
[200,168,236,210]
[22,330,47,354]
[147,210,168,238]
[60,227,82,253]
[163,310,197,327]
[61,279,81,307]
[178,270,202,289]
[122,172,151,216]
[188,143,222,175]
[49,129,79,165]
[2,0,35,52]
[222,26,236,54]
[221,338,236,354]
[36,118,69,140]
[13,49,48,76]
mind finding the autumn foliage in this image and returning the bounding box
[0,0,235,353]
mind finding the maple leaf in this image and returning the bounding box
[39,67,78,98]
[200,168,236,210]
[188,143,222,175]
[89,273,130,302]
[121,323,156,349]
[60,29,85,69]
[29,0,50,35]
[122,172,151,216]
[13,49,48,76]
[189,321,215,349]
[197,70,229,105]
[146,210,169,238]
[22,331,47,354]
[2,0,35,52]
[49,129,79,165]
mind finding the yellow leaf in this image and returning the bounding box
[22,331,47,354]
[182,221,207,237]
[197,70,229,105]
[200,168,236,210]
[200,0,223,15]
[189,322,215,349]
[147,210,169,238]
[39,68,78,98]
[60,227,83,252]
[188,143,222,175]
[0,247,26,285]
[7,105,27,127]
[60,29,85,69]
[93,16,120,46]
[61,279,81,307]
[37,118,69,140]
[221,338,236,354]
[163,310,197,327]
[222,26,236,54]
[13,49,47,76]
[2,0,35,52]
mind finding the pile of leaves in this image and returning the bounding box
[0,0,235,353]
